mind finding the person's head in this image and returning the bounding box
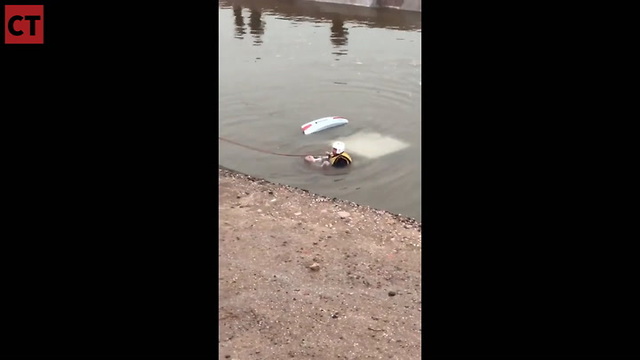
[331,141,346,155]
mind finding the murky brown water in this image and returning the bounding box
[219,0,422,220]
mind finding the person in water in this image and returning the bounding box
[305,141,352,168]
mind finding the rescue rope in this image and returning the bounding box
[219,136,317,157]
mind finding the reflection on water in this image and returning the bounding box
[232,3,345,53]
[222,0,420,56]
[220,0,421,30]
[329,14,348,56]
[249,8,265,45]
[233,5,265,45]
[233,6,245,39]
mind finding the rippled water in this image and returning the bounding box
[219,0,422,220]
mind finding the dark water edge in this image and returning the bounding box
[218,165,422,226]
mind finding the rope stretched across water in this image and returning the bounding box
[219,136,316,157]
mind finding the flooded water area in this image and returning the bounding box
[218,0,422,221]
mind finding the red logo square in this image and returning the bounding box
[5,5,44,44]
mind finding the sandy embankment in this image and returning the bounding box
[219,168,422,359]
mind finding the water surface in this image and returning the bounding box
[219,0,422,220]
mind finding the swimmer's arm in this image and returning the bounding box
[306,155,330,166]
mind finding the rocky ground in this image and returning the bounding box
[219,168,422,359]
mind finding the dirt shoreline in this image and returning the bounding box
[219,167,422,359]
[218,165,422,226]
